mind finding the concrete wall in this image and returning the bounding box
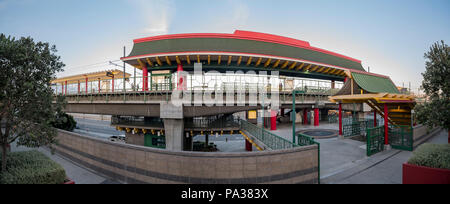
[125,132,145,146]
[413,125,441,148]
[55,129,319,184]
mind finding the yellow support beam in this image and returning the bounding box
[165,56,172,66]
[255,57,262,67]
[296,63,306,71]
[281,61,289,69]
[246,56,253,66]
[322,67,332,73]
[217,55,222,65]
[310,65,320,72]
[146,58,154,67]
[155,56,163,66]
[289,62,298,70]
[227,55,232,65]
[328,68,338,74]
[304,64,312,71]
[237,56,242,66]
[264,58,272,67]
[185,55,191,65]
[207,55,211,65]
[317,66,326,73]
[197,55,201,63]
[137,58,146,68]
[272,59,281,68]
[175,56,181,65]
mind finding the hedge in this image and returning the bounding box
[0,150,67,184]
[407,143,450,170]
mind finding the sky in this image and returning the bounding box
[1,0,449,92]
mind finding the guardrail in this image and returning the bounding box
[239,119,298,150]
[297,133,320,184]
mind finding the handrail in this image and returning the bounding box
[239,119,298,150]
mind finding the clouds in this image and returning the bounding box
[131,0,175,36]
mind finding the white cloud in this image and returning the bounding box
[132,0,174,36]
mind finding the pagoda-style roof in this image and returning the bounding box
[120,30,368,81]
[51,69,131,84]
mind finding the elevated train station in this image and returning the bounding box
[52,30,415,154]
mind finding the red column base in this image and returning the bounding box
[245,140,252,151]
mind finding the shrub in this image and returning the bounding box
[407,143,450,170]
[0,150,66,184]
[51,112,77,131]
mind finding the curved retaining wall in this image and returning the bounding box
[55,130,319,184]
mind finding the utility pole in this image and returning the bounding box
[123,46,126,92]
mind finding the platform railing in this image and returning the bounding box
[297,133,320,184]
[239,119,298,150]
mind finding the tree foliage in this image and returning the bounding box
[0,34,65,172]
[414,41,450,130]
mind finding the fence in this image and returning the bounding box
[240,119,297,150]
[389,125,413,151]
[366,126,385,156]
[297,133,320,184]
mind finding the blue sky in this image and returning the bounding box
[1,0,449,91]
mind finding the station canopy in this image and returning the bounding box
[51,69,131,85]
[120,30,372,81]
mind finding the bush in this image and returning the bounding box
[0,150,67,184]
[407,143,450,170]
[51,112,77,131]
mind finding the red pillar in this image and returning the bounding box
[303,109,308,125]
[85,77,88,94]
[374,110,377,127]
[270,110,277,130]
[111,75,114,93]
[142,64,148,91]
[314,108,319,126]
[77,80,80,94]
[65,81,67,95]
[245,140,252,151]
[339,103,342,135]
[384,103,389,145]
[177,64,186,90]
[344,77,348,83]
[61,83,64,95]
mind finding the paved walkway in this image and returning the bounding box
[321,129,447,184]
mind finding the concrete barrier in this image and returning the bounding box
[55,129,319,184]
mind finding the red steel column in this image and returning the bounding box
[314,108,319,126]
[245,140,252,151]
[85,77,88,94]
[177,64,186,90]
[303,109,308,125]
[112,75,114,93]
[270,110,277,130]
[61,83,64,95]
[384,103,389,145]
[142,64,148,91]
[374,110,377,127]
[339,103,342,135]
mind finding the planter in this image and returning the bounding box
[63,177,75,184]
[402,163,450,184]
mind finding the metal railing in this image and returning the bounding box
[240,119,298,150]
[297,133,320,184]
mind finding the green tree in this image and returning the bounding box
[414,41,450,142]
[0,34,65,172]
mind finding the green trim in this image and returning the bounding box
[351,72,399,93]
[128,38,366,71]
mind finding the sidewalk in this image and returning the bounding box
[321,129,447,184]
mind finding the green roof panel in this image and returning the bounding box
[128,38,366,71]
[352,72,399,94]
